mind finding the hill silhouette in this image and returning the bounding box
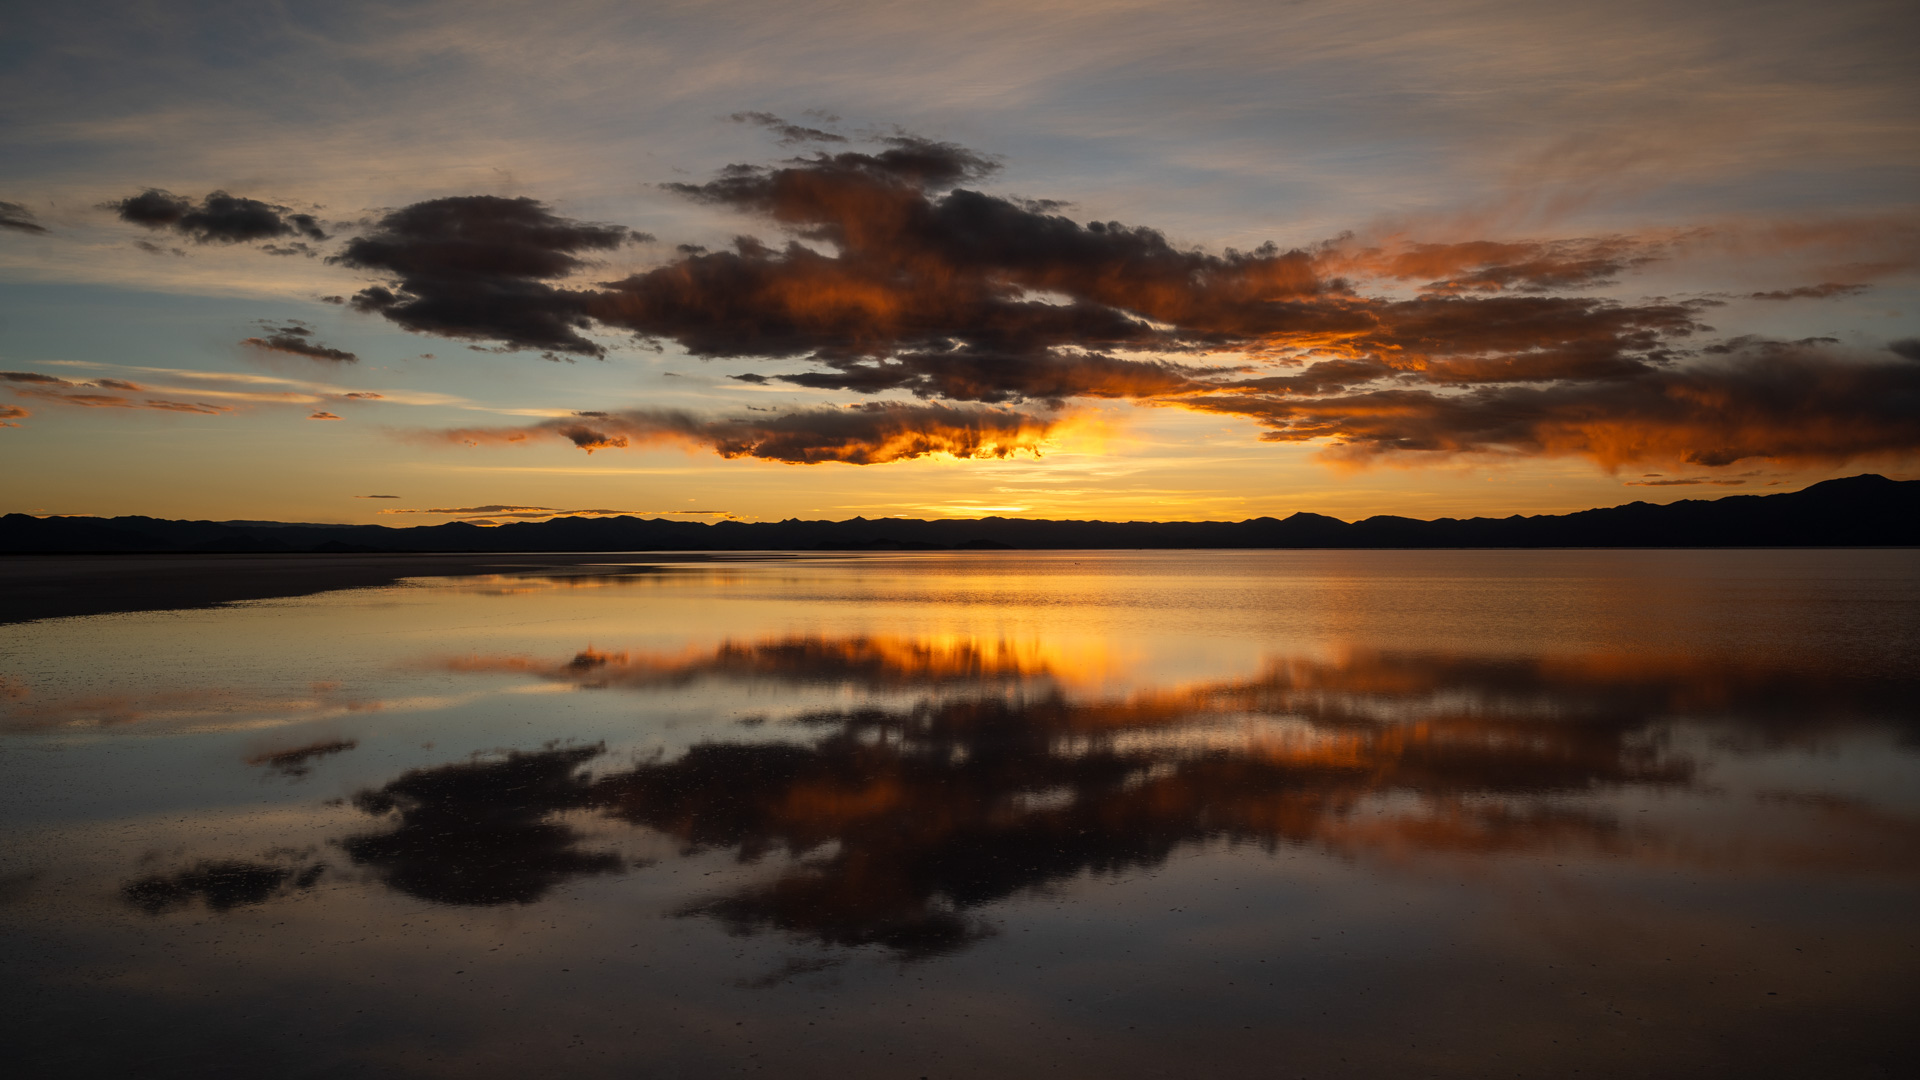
[2,474,1915,555]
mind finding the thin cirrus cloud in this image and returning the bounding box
[1308,236,1665,294]
[376,504,717,520]
[107,125,1920,473]
[240,323,360,363]
[0,200,48,234]
[1747,283,1871,301]
[728,110,849,145]
[1,366,411,425]
[2,370,232,415]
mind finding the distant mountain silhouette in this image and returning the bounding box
[2,474,1915,554]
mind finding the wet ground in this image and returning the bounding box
[3,550,1917,1078]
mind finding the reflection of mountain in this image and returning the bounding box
[126,637,1920,957]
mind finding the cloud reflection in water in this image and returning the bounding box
[126,636,1920,961]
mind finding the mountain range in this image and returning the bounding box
[3,474,1915,554]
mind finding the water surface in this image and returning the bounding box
[3,550,1918,1078]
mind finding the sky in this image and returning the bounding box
[1,0,1917,526]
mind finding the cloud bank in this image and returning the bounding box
[136,126,1912,472]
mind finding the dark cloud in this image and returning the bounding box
[240,323,359,363]
[663,137,999,208]
[0,200,48,234]
[355,494,401,498]
[1890,338,1920,362]
[308,411,342,420]
[309,142,1689,411]
[748,346,1207,404]
[0,404,26,426]
[1749,282,1870,301]
[331,196,640,357]
[301,139,1916,470]
[435,402,1060,464]
[728,110,848,144]
[2,370,73,385]
[107,189,327,245]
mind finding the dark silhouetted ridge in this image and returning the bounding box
[2,475,1914,554]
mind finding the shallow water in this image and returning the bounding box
[3,550,1918,1078]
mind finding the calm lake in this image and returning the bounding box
[3,550,1918,1078]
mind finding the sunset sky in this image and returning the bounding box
[2,0,1916,525]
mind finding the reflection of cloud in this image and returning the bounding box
[440,637,1916,732]
[133,639,1919,960]
[0,679,384,733]
[441,637,1065,691]
[124,859,324,914]
[339,745,626,906]
[587,680,1688,955]
[245,737,358,779]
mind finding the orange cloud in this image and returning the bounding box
[313,138,1916,474]
[1184,342,1920,470]
[432,402,1062,464]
